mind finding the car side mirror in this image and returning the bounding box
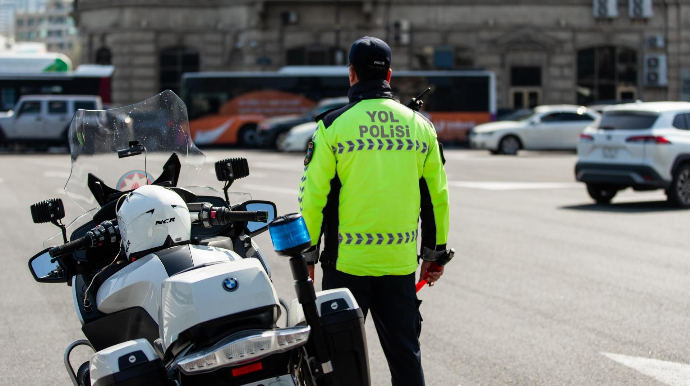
[241,200,277,237]
[28,248,68,283]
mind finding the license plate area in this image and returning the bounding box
[602,147,618,159]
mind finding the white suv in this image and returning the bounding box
[0,95,102,146]
[576,102,690,207]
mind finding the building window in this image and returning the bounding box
[510,66,542,109]
[17,32,23,40]
[27,18,34,27]
[577,46,638,105]
[16,19,23,27]
[286,46,339,65]
[95,47,111,65]
[159,46,199,94]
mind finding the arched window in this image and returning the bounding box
[95,47,111,65]
[577,46,637,105]
[159,47,199,94]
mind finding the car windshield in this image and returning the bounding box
[598,111,659,130]
[63,90,206,213]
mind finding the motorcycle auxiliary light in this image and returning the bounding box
[177,326,311,375]
[268,213,311,256]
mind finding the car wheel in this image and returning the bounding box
[0,126,6,149]
[237,125,257,148]
[498,135,520,155]
[62,126,70,152]
[667,164,690,207]
[275,131,288,151]
[586,184,617,204]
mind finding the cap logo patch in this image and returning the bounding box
[373,61,386,65]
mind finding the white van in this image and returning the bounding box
[0,95,102,146]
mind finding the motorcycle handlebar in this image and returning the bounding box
[49,235,93,258]
[48,220,119,258]
[209,207,268,226]
[191,203,268,228]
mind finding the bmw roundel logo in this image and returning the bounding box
[222,277,239,292]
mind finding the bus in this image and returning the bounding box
[0,64,114,111]
[181,66,496,146]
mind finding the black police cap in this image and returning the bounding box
[348,36,392,68]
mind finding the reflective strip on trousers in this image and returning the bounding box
[338,230,418,245]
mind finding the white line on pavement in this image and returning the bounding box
[448,181,581,190]
[602,352,690,386]
[28,159,71,168]
[43,171,71,178]
[252,161,304,172]
[239,183,298,195]
[208,168,268,179]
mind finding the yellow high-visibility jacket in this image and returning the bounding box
[299,79,449,276]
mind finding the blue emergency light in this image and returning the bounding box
[268,213,312,256]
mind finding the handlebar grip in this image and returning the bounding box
[49,235,93,258]
[210,207,268,226]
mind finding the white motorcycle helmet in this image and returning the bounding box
[116,185,191,258]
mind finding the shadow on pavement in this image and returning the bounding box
[561,200,684,213]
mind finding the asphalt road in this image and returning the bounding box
[1,148,689,386]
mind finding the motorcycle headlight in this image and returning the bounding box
[176,326,310,375]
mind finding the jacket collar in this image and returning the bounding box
[348,79,394,103]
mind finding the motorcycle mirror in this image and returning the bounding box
[243,200,277,237]
[30,198,65,224]
[28,248,68,283]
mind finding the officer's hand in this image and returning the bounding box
[419,260,444,285]
[307,264,315,282]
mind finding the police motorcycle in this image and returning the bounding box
[26,91,370,386]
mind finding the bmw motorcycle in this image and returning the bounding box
[27,91,370,386]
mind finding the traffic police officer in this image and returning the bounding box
[298,36,450,386]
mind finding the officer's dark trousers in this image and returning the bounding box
[322,266,424,386]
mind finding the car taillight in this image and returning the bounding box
[625,135,671,144]
[579,134,594,142]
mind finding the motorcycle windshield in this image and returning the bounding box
[64,90,205,213]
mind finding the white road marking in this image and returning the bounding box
[207,169,268,179]
[602,352,690,386]
[239,183,298,195]
[55,188,94,204]
[28,159,71,168]
[252,161,304,172]
[448,181,581,190]
[43,171,71,178]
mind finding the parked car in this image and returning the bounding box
[256,97,349,149]
[281,121,319,152]
[0,95,102,147]
[576,101,690,207]
[470,105,601,155]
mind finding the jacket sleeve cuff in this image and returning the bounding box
[304,246,319,265]
[421,245,446,262]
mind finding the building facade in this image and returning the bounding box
[75,0,690,109]
[14,0,80,64]
[0,0,45,37]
